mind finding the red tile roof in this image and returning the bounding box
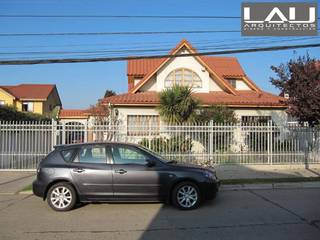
[127,39,257,94]
[201,56,246,77]
[128,58,163,76]
[101,91,286,107]
[59,109,90,119]
[0,84,56,100]
[128,56,246,78]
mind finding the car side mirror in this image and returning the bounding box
[146,159,156,167]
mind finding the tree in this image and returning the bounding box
[87,102,110,124]
[157,85,199,124]
[270,54,320,126]
[198,105,238,124]
[104,90,116,98]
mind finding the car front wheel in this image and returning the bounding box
[47,182,77,211]
[172,182,201,210]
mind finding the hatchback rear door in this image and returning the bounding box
[70,144,113,201]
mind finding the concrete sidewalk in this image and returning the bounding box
[215,164,320,180]
[0,171,35,194]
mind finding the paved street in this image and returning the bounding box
[0,188,319,240]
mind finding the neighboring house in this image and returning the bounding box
[101,39,287,133]
[0,84,62,116]
[58,109,90,124]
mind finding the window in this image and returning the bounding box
[111,145,147,165]
[61,149,76,162]
[0,100,5,106]
[22,102,34,112]
[164,68,202,88]
[78,145,106,164]
[241,116,272,124]
[127,115,160,136]
[227,79,237,88]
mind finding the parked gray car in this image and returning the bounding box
[33,142,220,211]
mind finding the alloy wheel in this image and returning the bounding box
[50,186,73,209]
[177,185,198,208]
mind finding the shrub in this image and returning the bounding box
[0,105,50,122]
[198,105,238,124]
[139,136,192,154]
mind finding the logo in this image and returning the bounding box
[241,2,318,36]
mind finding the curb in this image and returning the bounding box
[220,181,320,191]
[18,190,33,195]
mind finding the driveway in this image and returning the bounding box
[0,188,319,240]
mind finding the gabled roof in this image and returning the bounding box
[0,84,57,101]
[127,39,261,94]
[101,91,286,108]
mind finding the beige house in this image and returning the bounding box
[101,39,287,131]
[0,84,62,116]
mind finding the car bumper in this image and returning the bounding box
[200,179,220,200]
[32,180,46,198]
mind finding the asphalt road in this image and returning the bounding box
[0,188,319,240]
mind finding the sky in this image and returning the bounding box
[0,0,319,109]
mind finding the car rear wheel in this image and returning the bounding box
[172,182,201,210]
[47,182,76,211]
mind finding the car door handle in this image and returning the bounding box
[73,168,85,173]
[114,169,127,174]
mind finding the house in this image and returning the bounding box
[58,109,91,124]
[0,84,62,116]
[101,39,287,132]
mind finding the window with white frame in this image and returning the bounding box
[22,102,34,112]
[164,68,202,88]
[0,100,5,106]
[127,115,160,136]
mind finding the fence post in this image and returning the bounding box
[62,122,66,145]
[267,120,273,165]
[84,120,88,142]
[51,119,57,150]
[209,120,213,163]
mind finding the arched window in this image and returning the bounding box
[164,68,202,88]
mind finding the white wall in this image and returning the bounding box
[235,80,251,90]
[140,48,223,93]
[140,76,157,91]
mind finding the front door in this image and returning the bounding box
[70,144,113,200]
[109,144,161,201]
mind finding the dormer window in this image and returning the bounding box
[164,68,202,88]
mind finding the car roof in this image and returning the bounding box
[54,142,141,149]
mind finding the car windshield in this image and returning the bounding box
[139,145,171,163]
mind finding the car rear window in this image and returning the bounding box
[61,149,77,162]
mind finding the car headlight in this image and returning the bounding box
[204,170,215,179]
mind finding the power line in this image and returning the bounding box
[0,30,240,37]
[0,14,319,20]
[0,37,317,56]
[0,14,241,19]
[1,29,319,37]
[0,43,318,65]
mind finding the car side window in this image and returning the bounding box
[78,145,106,164]
[61,148,76,162]
[111,145,147,165]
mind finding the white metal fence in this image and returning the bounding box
[0,120,319,169]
